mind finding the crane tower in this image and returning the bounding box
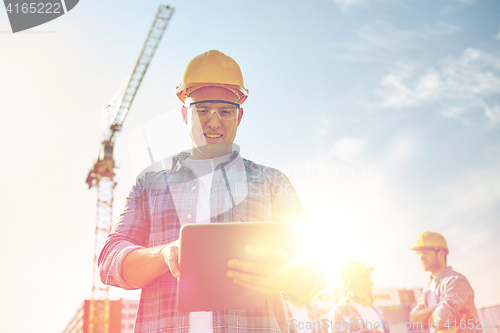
[85,5,174,333]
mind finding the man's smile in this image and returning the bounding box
[205,133,223,139]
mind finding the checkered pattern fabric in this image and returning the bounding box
[284,301,326,333]
[327,298,389,333]
[410,266,480,333]
[99,151,323,332]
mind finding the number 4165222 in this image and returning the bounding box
[443,319,498,330]
[5,3,62,14]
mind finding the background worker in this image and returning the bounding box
[328,261,389,333]
[409,232,480,333]
[98,50,326,332]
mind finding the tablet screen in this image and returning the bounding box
[177,222,279,312]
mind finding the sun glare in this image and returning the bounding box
[298,208,374,285]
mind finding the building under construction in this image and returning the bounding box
[62,299,139,333]
[62,290,500,333]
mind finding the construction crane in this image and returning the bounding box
[85,5,174,333]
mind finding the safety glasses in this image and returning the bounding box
[188,100,240,121]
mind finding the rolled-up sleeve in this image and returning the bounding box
[410,291,426,319]
[98,177,151,290]
[433,276,474,323]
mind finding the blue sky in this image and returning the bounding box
[1,0,499,332]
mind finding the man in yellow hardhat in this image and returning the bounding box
[98,50,326,332]
[409,232,479,333]
[328,261,389,333]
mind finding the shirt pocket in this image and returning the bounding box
[148,190,181,246]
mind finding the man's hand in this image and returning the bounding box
[122,240,180,289]
[162,240,180,278]
[410,306,437,325]
[226,245,306,296]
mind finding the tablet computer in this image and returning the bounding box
[176,221,280,312]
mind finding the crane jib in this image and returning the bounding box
[84,6,175,333]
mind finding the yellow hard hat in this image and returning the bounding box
[176,50,249,104]
[340,261,374,286]
[411,231,449,254]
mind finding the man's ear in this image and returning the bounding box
[237,108,244,126]
[181,105,188,125]
[437,249,446,264]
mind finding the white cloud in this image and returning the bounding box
[333,0,477,11]
[328,137,366,163]
[332,0,404,11]
[313,115,335,140]
[482,102,500,124]
[391,136,415,160]
[332,0,366,11]
[337,20,460,62]
[333,0,361,5]
[319,115,334,127]
[432,161,500,218]
[422,21,461,36]
[373,48,500,124]
[357,20,417,52]
[375,64,441,108]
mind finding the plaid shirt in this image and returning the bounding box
[99,151,324,333]
[284,301,326,333]
[410,266,480,333]
[327,297,390,333]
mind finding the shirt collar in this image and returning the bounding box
[431,266,452,281]
[170,150,241,174]
[169,151,190,174]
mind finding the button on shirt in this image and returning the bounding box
[98,151,324,333]
[183,153,232,333]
